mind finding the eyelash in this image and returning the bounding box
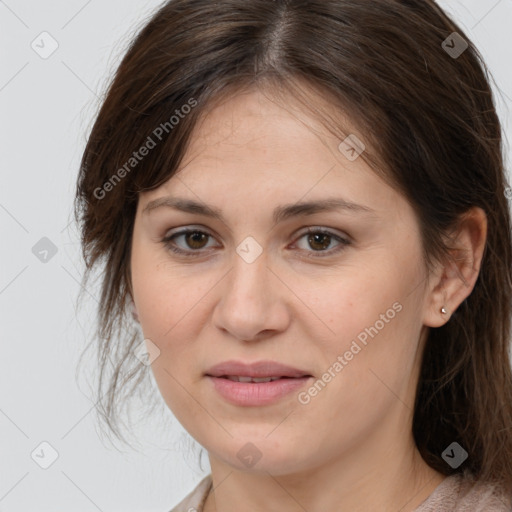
[161,227,351,259]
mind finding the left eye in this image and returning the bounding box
[162,227,351,258]
[293,229,350,256]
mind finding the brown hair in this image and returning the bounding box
[75,0,512,493]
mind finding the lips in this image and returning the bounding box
[205,360,312,379]
[205,360,313,406]
[224,376,282,383]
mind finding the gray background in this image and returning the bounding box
[1,1,511,510]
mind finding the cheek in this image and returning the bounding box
[131,247,215,362]
[135,272,203,344]
[308,264,420,390]
[305,268,399,346]
[131,243,182,342]
[131,257,211,419]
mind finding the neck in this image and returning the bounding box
[203,439,445,512]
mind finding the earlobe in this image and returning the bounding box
[128,296,140,323]
[423,206,487,328]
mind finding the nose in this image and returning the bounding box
[212,245,290,342]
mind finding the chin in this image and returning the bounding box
[205,433,322,476]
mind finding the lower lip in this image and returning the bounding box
[207,376,312,406]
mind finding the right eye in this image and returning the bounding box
[162,228,219,257]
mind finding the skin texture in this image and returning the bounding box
[130,87,487,512]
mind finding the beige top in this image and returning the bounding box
[169,473,512,511]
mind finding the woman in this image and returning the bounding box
[75,0,512,510]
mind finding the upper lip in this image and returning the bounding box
[206,360,312,378]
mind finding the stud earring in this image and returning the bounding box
[441,306,448,315]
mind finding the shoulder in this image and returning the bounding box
[414,473,512,512]
[168,475,212,512]
[166,473,512,512]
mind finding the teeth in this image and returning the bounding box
[225,376,282,383]
[237,376,255,383]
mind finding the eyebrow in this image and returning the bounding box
[143,196,376,224]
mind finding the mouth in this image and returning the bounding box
[214,375,309,383]
[205,360,313,406]
[205,359,312,379]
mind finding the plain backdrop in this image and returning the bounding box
[1,1,511,510]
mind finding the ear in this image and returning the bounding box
[423,207,487,328]
[125,259,140,323]
[128,295,140,323]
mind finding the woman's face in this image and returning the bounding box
[130,88,435,475]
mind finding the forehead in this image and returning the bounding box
[182,87,353,162]
[138,88,410,226]
[171,90,366,188]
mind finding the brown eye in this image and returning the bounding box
[162,228,217,256]
[162,226,351,259]
[307,232,333,251]
[293,228,351,259]
[183,231,209,249]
